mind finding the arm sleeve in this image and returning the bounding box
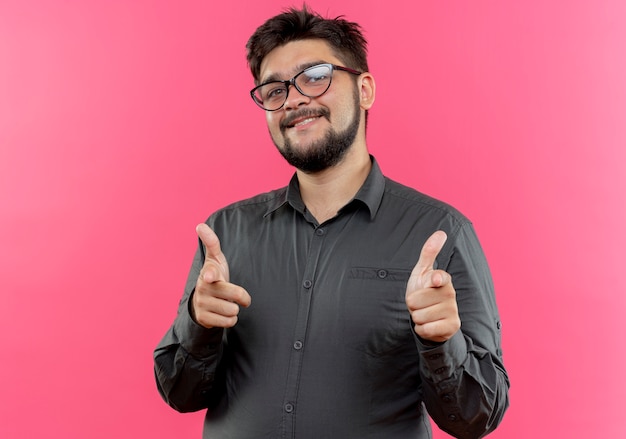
[417,222,510,439]
[153,236,226,413]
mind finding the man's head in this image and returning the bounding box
[245,6,375,174]
[246,6,369,85]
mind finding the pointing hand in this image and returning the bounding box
[405,231,460,343]
[192,224,251,329]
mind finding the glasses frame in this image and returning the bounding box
[250,63,362,111]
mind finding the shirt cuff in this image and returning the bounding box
[415,330,467,383]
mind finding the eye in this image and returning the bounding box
[304,71,328,84]
[306,73,328,83]
[302,65,331,86]
[264,85,286,101]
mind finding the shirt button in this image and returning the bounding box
[448,414,458,421]
[284,403,294,413]
[293,340,303,350]
[442,394,453,403]
[303,279,313,289]
[377,269,388,279]
[315,228,325,236]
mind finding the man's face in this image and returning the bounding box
[257,39,364,173]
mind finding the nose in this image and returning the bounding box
[282,83,310,110]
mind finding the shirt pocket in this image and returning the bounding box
[345,266,414,356]
[348,266,412,282]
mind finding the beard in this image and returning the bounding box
[272,89,361,173]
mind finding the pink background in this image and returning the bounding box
[1,1,625,437]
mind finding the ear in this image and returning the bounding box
[358,73,376,110]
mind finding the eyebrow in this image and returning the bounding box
[260,60,329,85]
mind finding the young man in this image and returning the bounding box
[155,7,509,439]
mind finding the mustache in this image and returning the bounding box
[280,108,331,130]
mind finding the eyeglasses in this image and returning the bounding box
[250,63,362,111]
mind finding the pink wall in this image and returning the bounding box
[1,1,625,437]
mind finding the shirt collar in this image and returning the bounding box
[352,155,385,220]
[264,155,385,221]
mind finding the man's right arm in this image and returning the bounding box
[153,298,225,413]
[153,232,222,413]
[153,224,250,412]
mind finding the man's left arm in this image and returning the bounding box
[406,224,510,439]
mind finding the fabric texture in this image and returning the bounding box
[154,157,509,439]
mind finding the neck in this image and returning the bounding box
[296,145,371,224]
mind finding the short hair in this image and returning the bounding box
[246,5,369,84]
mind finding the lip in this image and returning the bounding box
[285,115,323,131]
[292,116,320,128]
[284,115,323,130]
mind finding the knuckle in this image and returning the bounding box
[419,322,443,341]
[410,309,425,325]
[194,282,213,301]
[220,300,240,317]
[415,323,433,340]
[440,284,456,300]
[214,313,237,328]
[195,311,214,328]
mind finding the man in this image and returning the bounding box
[154,6,509,439]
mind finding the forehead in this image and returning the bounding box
[258,39,342,83]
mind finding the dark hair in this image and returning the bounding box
[246,5,369,84]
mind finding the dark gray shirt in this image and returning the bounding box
[154,157,509,439]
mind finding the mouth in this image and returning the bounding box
[281,110,329,131]
[290,116,320,128]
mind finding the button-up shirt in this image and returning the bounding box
[154,157,509,439]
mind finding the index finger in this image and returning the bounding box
[412,230,448,278]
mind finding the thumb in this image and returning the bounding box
[196,223,229,281]
[408,231,447,290]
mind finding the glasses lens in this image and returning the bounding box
[251,64,334,111]
[254,83,288,111]
[296,64,332,98]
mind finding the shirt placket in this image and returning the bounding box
[281,224,327,438]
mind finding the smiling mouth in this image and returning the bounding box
[291,117,320,128]
[281,110,329,131]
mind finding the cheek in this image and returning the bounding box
[335,107,351,126]
[333,102,356,128]
[265,114,284,144]
[329,89,360,128]
[266,112,281,130]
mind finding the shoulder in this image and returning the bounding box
[382,177,470,227]
[221,187,287,212]
[206,186,288,226]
